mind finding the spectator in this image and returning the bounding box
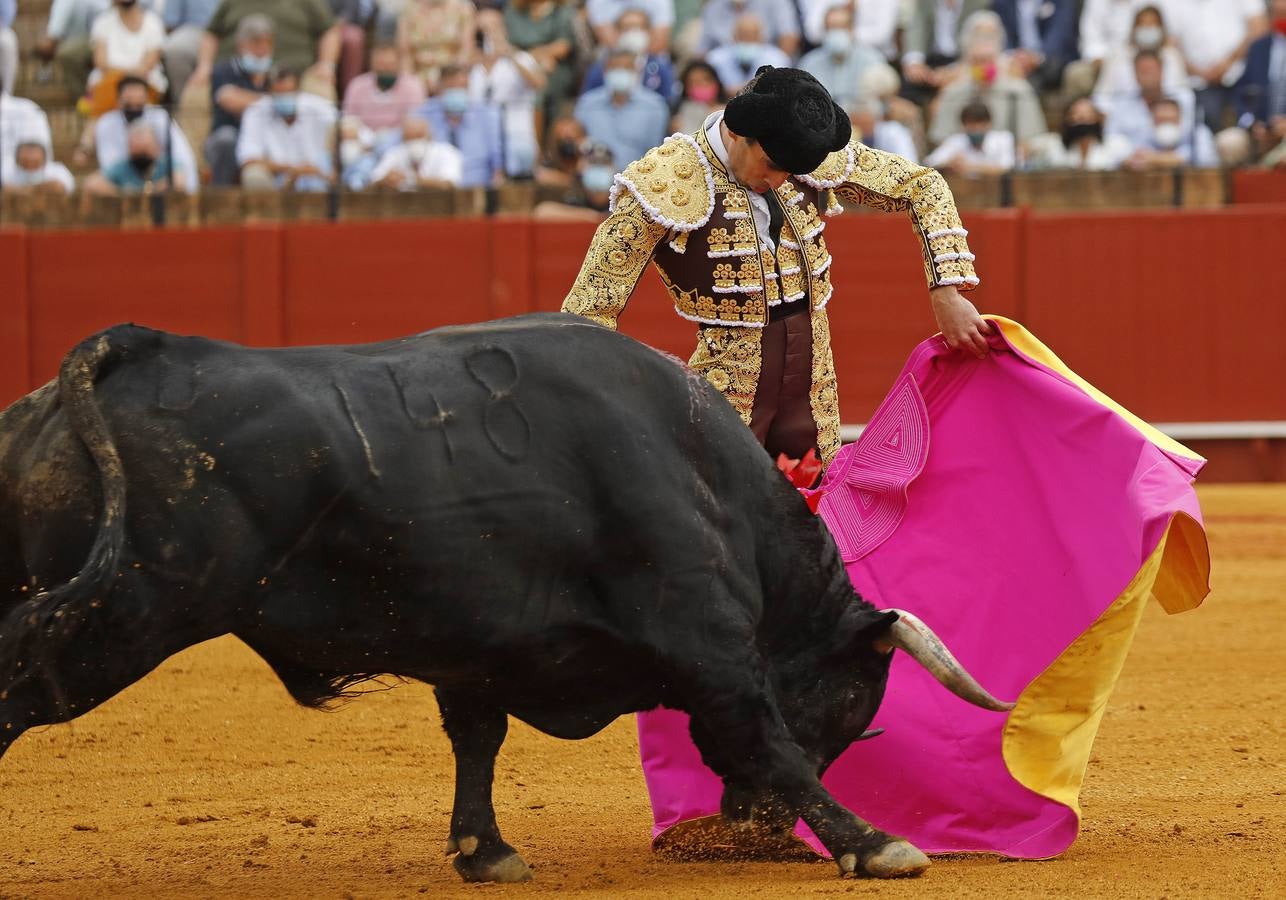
[94,75,200,193]
[901,0,990,101]
[163,0,219,100]
[84,120,187,193]
[1,142,75,195]
[504,0,576,124]
[925,98,1015,174]
[573,48,669,172]
[929,12,1046,147]
[534,140,616,221]
[706,14,792,94]
[1103,50,1197,152]
[1123,96,1219,169]
[698,0,799,58]
[1234,0,1286,162]
[336,114,379,187]
[344,41,426,136]
[237,67,337,192]
[1072,0,1155,98]
[0,92,54,167]
[1030,96,1132,170]
[370,114,463,189]
[469,9,546,177]
[418,64,504,188]
[583,9,675,104]
[1093,5,1189,112]
[672,60,726,134]
[204,14,274,185]
[802,0,899,62]
[398,0,475,93]
[798,4,883,110]
[587,0,675,56]
[83,0,169,118]
[35,0,113,95]
[193,0,340,101]
[1167,0,1268,130]
[859,60,928,157]
[0,0,16,96]
[849,96,918,162]
[535,113,586,188]
[993,0,1078,93]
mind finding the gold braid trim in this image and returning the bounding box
[809,307,842,465]
[687,325,763,427]
[830,141,980,291]
[560,192,668,330]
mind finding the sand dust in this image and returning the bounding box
[1,485,1282,899]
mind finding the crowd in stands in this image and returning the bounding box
[2,0,1286,211]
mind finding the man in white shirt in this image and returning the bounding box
[706,14,792,93]
[370,115,463,190]
[95,75,200,194]
[469,8,544,178]
[237,67,338,192]
[586,0,674,55]
[801,0,900,61]
[925,99,1015,174]
[0,94,54,164]
[1,141,75,194]
[798,4,884,110]
[1165,0,1268,129]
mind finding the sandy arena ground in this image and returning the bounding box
[0,485,1282,899]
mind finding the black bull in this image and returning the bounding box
[0,313,1009,882]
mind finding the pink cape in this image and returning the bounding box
[637,317,1210,860]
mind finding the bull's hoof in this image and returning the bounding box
[451,843,534,883]
[858,840,930,878]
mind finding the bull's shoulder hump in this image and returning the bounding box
[612,133,715,232]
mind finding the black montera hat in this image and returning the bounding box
[723,66,852,175]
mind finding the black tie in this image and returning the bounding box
[764,189,785,247]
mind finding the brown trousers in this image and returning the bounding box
[749,312,817,461]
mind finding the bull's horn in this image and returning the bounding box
[885,610,1016,712]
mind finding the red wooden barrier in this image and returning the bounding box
[1230,170,1286,204]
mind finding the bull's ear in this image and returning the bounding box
[835,606,900,658]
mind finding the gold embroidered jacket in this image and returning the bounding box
[561,130,979,463]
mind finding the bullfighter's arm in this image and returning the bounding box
[560,192,668,331]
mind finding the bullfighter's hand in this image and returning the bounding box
[930,285,991,358]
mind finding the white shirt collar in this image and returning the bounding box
[703,110,737,182]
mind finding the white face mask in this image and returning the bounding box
[340,139,365,167]
[1153,121,1183,149]
[617,28,648,55]
[1133,26,1164,50]
[7,165,47,187]
[403,139,429,162]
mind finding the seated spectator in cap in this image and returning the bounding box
[901,0,990,101]
[925,100,1014,174]
[1,142,76,195]
[849,97,918,163]
[1234,0,1286,161]
[344,41,426,136]
[672,60,726,134]
[205,13,274,185]
[992,0,1077,93]
[0,0,16,97]
[470,8,546,178]
[370,114,463,190]
[1092,5,1187,112]
[583,8,675,105]
[398,0,475,93]
[706,14,792,94]
[573,49,669,176]
[163,0,219,100]
[237,67,338,192]
[928,12,1045,147]
[95,75,201,193]
[0,93,55,167]
[798,4,883,110]
[84,120,187,193]
[35,0,115,96]
[1027,96,1132,170]
[1166,0,1267,130]
[535,114,587,189]
[417,64,504,188]
[1102,50,1197,151]
[587,0,675,56]
[698,0,797,58]
[83,0,168,118]
[534,140,616,222]
[801,0,900,62]
[1122,96,1219,169]
[192,0,340,100]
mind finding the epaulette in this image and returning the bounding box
[608,132,716,233]
[798,140,857,190]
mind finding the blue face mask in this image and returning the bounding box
[733,43,759,66]
[582,165,615,192]
[604,68,637,96]
[441,88,470,115]
[272,93,298,119]
[240,53,272,74]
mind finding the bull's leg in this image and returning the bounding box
[434,687,533,883]
[682,672,928,878]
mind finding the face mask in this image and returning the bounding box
[1133,25,1163,50]
[340,139,365,167]
[240,53,272,74]
[687,83,718,104]
[376,72,398,91]
[966,130,987,149]
[129,153,155,174]
[971,62,997,85]
[403,139,429,162]
[823,29,852,56]
[1063,122,1102,145]
[582,165,615,193]
[441,88,470,115]
[122,106,145,123]
[617,29,648,56]
[273,93,298,119]
[557,139,580,161]
[1153,122,1183,149]
[733,43,759,67]
[604,68,636,95]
